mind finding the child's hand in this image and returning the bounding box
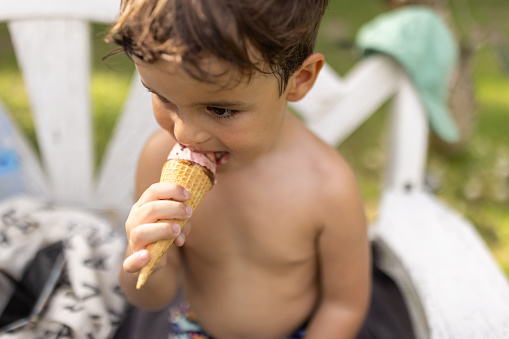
[123,182,193,274]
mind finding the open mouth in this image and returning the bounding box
[214,152,230,167]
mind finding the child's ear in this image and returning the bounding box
[286,53,325,102]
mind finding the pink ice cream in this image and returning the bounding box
[168,143,217,174]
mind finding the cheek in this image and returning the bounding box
[152,98,176,132]
[222,116,280,154]
[231,101,285,150]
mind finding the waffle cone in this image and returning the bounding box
[136,159,214,289]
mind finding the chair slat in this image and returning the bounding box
[385,75,428,193]
[0,0,118,23]
[9,20,94,207]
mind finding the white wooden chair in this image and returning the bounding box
[1,1,509,338]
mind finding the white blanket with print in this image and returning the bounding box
[0,196,128,339]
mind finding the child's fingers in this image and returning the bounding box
[128,222,182,252]
[126,200,192,234]
[173,221,192,247]
[137,182,190,205]
[123,249,150,273]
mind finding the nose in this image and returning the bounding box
[172,112,209,146]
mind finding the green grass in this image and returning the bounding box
[0,1,508,273]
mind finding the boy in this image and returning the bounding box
[107,0,370,338]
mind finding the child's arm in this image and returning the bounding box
[305,162,371,338]
[119,130,187,311]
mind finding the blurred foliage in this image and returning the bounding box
[0,0,508,273]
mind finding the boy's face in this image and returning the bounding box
[135,56,291,172]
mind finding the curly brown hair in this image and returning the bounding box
[106,0,329,94]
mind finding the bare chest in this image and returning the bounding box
[184,174,320,269]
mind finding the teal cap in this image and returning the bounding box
[356,6,460,142]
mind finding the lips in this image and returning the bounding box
[214,151,230,166]
[184,147,230,167]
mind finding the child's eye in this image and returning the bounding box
[206,106,239,120]
[144,87,171,104]
[155,94,170,104]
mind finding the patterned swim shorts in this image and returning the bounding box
[168,303,306,339]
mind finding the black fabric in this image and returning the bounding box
[113,305,173,339]
[114,245,415,339]
[356,247,416,339]
[0,241,64,328]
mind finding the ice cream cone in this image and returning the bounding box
[136,146,216,289]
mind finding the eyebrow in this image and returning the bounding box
[192,100,254,109]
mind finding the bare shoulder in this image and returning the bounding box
[135,129,176,198]
[295,126,366,231]
[319,145,360,204]
[318,144,365,230]
[300,131,361,202]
